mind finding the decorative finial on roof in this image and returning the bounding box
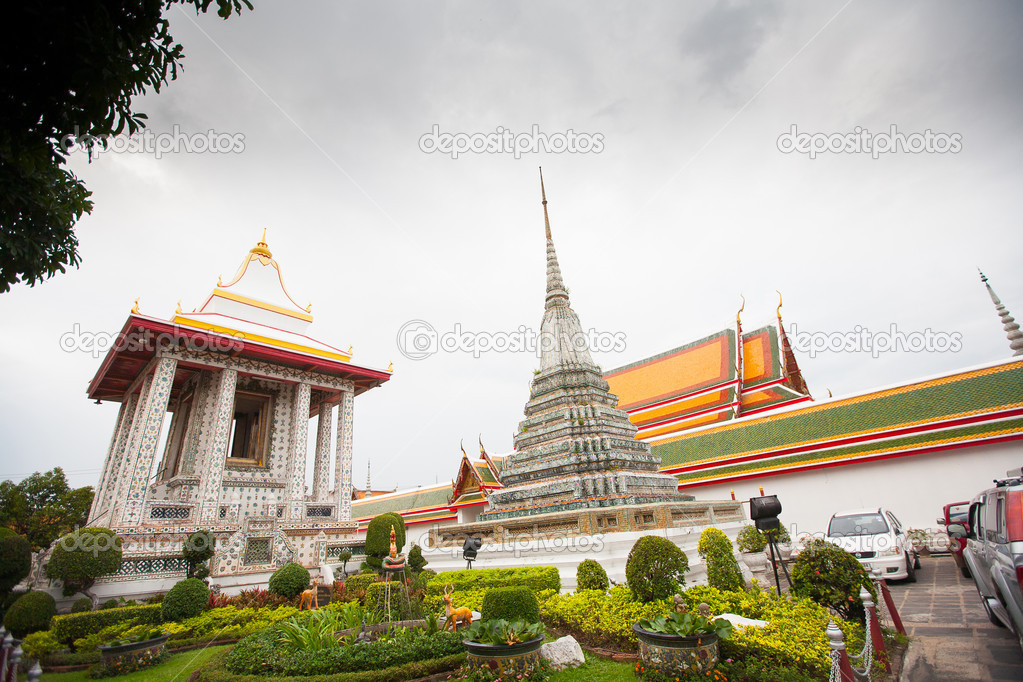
[539,168,570,310]
[979,268,1023,356]
[366,460,371,492]
[387,361,394,372]
[175,300,183,315]
[131,298,140,314]
[347,345,353,354]
[460,439,468,459]
[736,294,745,324]
[306,303,312,313]
[250,228,272,258]
[479,434,486,456]
[776,290,783,318]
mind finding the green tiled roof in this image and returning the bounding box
[475,462,500,485]
[351,484,453,519]
[654,362,1023,470]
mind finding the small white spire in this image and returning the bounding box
[980,269,1023,356]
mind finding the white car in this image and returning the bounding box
[824,507,920,582]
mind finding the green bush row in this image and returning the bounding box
[51,603,162,646]
[481,586,540,624]
[426,566,560,597]
[197,648,465,682]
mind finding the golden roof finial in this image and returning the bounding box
[131,297,140,314]
[175,300,183,314]
[250,228,272,258]
[347,345,354,354]
[460,439,468,459]
[387,361,394,372]
[736,294,745,324]
[305,303,312,313]
[479,434,486,456]
[776,290,783,318]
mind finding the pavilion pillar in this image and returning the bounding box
[333,388,355,521]
[89,400,130,521]
[118,357,178,526]
[311,401,333,501]
[198,368,238,524]
[285,383,312,520]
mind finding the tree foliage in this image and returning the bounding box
[45,527,123,598]
[364,513,406,571]
[576,558,609,592]
[790,539,876,620]
[0,0,252,292]
[0,468,93,550]
[183,530,216,579]
[0,528,32,594]
[625,535,689,603]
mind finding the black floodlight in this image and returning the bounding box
[749,495,782,521]
[748,494,790,594]
[462,537,482,568]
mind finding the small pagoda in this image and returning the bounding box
[480,171,690,520]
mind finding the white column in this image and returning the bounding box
[89,400,130,520]
[285,383,312,520]
[118,357,178,526]
[333,388,355,521]
[109,377,152,523]
[311,402,333,501]
[198,368,238,524]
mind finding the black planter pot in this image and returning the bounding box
[463,635,545,674]
[632,623,720,675]
[98,634,170,661]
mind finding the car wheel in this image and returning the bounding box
[982,597,1006,627]
[913,552,921,570]
[961,563,972,579]
[904,552,917,582]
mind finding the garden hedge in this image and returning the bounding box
[196,648,466,682]
[481,586,540,624]
[268,562,311,599]
[426,566,560,597]
[51,603,162,646]
[2,590,56,638]
[162,578,210,622]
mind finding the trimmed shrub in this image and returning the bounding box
[45,527,123,597]
[791,539,876,619]
[100,599,120,610]
[736,525,768,553]
[364,513,406,571]
[427,566,560,597]
[0,529,32,594]
[161,578,210,622]
[3,591,56,638]
[576,559,609,592]
[338,549,353,576]
[481,586,540,624]
[0,590,23,623]
[407,544,427,574]
[698,527,745,592]
[540,585,673,651]
[268,562,310,600]
[183,531,216,579]
[71,596,93,613]
[51,603,161,646]
[22,629,62,660]
[625,535,689,603]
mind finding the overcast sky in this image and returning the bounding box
[3,1,1022,495]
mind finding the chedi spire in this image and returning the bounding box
[980,269,1023,356]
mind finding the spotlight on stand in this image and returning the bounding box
[462,537,482,570]
[748,494,791,594]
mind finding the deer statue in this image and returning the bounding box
[299,577,321,610]
[442,583,473,632]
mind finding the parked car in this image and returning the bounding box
[824,507,919,582]
[947,470,1023,650]
[937,501,972,578]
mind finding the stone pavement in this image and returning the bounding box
[887,554,1023,681]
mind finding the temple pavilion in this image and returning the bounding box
[81,234,391,595]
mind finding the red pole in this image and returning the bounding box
[862,587,890,673]
[877,578,906,635]
[827,620,856,682]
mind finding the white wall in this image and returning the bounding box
[685,439,1023,540]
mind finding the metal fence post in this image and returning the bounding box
[827,619,856,682]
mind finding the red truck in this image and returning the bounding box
[938,501,971,578]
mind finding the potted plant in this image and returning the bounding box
[462,618,546,675]
[736,525,769,575]
[765,524,793,560]
[633,611,733,675]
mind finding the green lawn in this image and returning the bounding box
[40,645,229,681]
[549,652,634,681]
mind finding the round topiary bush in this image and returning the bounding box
[101,598,120,610]
[268,562,310,600]
[3,591,56,638]
[481,586,540,624]
[626,535,689,603]
[791,539,875,619]
[0,528,32,595]
[161,578,210,622]
[407,544,428,574]
[364,513,406,572]
[45,527,122,597]
[576,558,609,592]
[698,527,745,592]
[70,596,93,613]
[736,525,767,553]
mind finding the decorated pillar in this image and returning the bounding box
[285,382,312,520]
[118,356,178,526]
[311,401,333,501]
[89,399,130,521]
[333,387,355,521]
[198,368,238,524]
[108,375,153,524]
[95,392,140,519]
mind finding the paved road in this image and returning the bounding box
[888,554,1023,681]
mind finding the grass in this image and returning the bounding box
[549,652,634,681]
[39,645,230,681]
